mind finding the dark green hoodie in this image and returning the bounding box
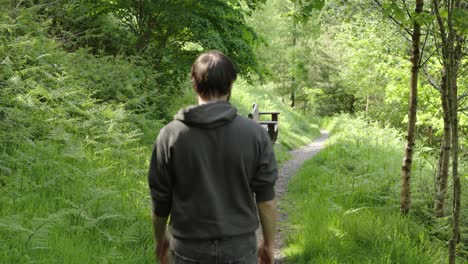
[148,101,278,239]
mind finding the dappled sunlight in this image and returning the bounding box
[283,115,447,263]
[1,0,466,262]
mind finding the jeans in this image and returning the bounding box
[169,233,257,264]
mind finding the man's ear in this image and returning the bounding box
[227,81,235,101]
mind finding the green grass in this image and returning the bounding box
[284,115,452,263]
[0,31,320,262]
[231,80,321,165]
[232,80,321,149]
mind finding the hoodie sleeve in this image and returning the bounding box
[252,128,278,202]
[148,130,172,217]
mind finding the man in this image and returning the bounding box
[148,50,277,264]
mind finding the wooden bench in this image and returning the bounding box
[248,104,280,143]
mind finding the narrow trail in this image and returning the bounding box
[257,130,330,263]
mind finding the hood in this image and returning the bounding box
[174,101,238,129]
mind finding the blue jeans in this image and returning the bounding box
[169,233,257,264]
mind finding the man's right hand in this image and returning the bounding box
[152,214,170,264]
[258,243,275,264]
[257,199,276,264]
[155,236,170,264]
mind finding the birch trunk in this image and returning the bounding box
[433,0,464,261]
[448,22,462,264]
[434,73,451,217]
[400,0,423,215]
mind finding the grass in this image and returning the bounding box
[231,79,321,164]
[0,133,153,263]
[283,115,455,263]
[0,14,320,262]
[0,35,320,262]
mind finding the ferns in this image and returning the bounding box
[0,4,323,262]
[0,10,158,262]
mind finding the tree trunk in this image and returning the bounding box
[433,0,464,261]
[290,2,297,109]
[428,126,432,145]
[448,23,462,264]
[290,90,295,108]
[434,73,451,217]
[448,71,460,264]
[400,0,423,215]
[365,95,369,115]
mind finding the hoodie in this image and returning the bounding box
[148,101,278,239]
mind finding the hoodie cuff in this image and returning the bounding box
[152,200,171,217]
[255,184,276,202]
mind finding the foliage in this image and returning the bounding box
[231,79,321,151]
[249,0,331,112]
[39,0,265,81]
[0,12,163,262]
[284,115,468,263]
[0,6,321,262]
[1,0,466,262]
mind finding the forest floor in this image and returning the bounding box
[257,130,330,263]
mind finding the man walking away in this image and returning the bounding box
[148,50,278,264]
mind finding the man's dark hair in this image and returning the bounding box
[191,51,237,99]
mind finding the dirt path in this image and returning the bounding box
[257,130,330,263]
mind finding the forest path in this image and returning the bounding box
[257,130,330,263]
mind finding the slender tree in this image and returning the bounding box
[400,0,424,215]
[432,0,465,262]
[291,0,298,108]
[434,72,451,217]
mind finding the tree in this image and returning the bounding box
[432,0,466,262]
[374,0,425,214]
[399,0,424,215]
[43,0,265,78]
[433,66,452,218]
[288,0,324,108]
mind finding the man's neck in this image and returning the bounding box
[198,94,229,105]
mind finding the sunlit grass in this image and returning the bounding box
[284,115,448,263]
[0,56,320,263]
[231,80,321,164]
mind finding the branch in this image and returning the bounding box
[420,47,439,67]
[433,0,448,48]
[390,26,412,43]
[458,93,468,102]
[419,21,434,66]
[402,0,413,19]
[374,0,413,38]
[458,107,468,114]
[422,66,442,92]
[431,24,445,65]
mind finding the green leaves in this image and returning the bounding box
[381,0,406,22]
[376,0,433,31]
[290,0,325,23]
[72,0,264,78]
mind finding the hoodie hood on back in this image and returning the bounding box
[174,101,237,129]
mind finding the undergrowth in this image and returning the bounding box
[0,19,319,263]
[232,80,321,153]
[284,115,467,263]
